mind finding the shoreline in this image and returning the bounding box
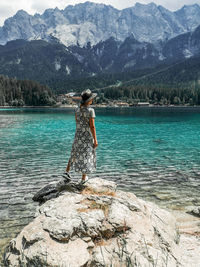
[1,104,200,109]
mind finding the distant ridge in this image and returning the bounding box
[0,20,200,92]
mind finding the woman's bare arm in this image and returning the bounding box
[89,118,98,148]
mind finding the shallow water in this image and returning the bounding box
[0,107,200,256]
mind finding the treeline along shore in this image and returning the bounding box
[1,73,200,107]
[0,75,56,107]
[97,85,200,106]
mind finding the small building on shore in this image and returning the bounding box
[137,102,150,106]
[115,101,129,107]
[66,92,76,97]
[57,92,81,105]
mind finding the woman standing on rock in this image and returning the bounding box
[64,89,98,183]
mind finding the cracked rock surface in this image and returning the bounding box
[4,178,199,266]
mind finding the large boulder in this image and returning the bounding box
[3,178,188,266]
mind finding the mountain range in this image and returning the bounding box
[0,2,200,93]
[0,23,200,91]
[0,2,200,47]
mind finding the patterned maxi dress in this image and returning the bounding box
[69,106,96,174]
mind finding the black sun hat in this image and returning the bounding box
[81,89,97,104]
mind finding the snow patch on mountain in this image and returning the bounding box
[48,22,99,47]
[66,65,71,75]
[159,53,166,61]
[50,25,78,47]
[74,53,84,63]
[90,72,96,77]
[124,60,136,69]
[183,49,193,58]
[142,46,148,59]
[55,60,61,71]
[16,58,21,64]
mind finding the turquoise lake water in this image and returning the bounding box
[0,107,200,254]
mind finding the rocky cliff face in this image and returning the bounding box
[162,24,200,61]
[4,178,200,266]
[0,24,200,87]
[0,2,200,46]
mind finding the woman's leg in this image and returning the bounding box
[66,160,71,172]
[82,173,87,181]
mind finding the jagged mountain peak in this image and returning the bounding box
[134,2,157,8]
[175,3,200,31]
[131,2,159,13]
[64,1,116,11]
[4,9,30,24]
[16,10,29,16]
[0,2,200,47]
[43,7,61,16]
[97,36,119,45]
[123,34,140,44]
[177,3,200,16]
[181,3,200,10]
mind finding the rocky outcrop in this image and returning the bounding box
[3,178,199,266]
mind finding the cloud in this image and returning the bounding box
[0,5,14,20]
[0,3,18,25]
[0,0,199,26]
[0,0,31,25]
[31,0,66,13]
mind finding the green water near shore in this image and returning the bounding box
[0,107,200,259]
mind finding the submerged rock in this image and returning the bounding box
[3,178,198,266]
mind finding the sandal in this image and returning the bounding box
[80,176,88,184]
[62,172,71,182]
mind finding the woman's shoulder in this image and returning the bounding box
[88,107,95,112]
[88,107,95,118]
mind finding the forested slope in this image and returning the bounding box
[0,75,55,106]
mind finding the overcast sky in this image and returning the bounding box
[0,0,199,26]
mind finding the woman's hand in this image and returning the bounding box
[94,140,98,149]
[89,118,98,149]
